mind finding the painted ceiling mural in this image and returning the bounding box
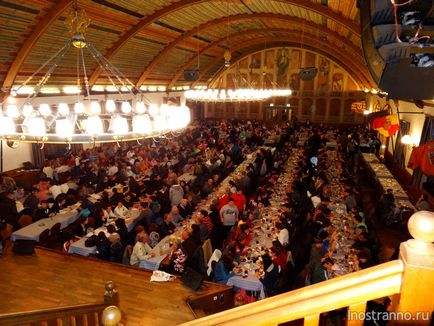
[210,47,360,97]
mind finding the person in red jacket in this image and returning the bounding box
[231,189,247,213]
[270,240,287,272]
[216,192,229,211]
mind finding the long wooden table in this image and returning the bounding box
[362,153,415,210]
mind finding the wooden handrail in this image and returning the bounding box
[179,260,404,326]
[0,302,109,326]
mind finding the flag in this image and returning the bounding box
[372,114,400,137]
[351,101,366,113]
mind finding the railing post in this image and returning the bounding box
[393,211,434,325]
[104,281,118,306]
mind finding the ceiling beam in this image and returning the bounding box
[167,28,365,89]
[135,13,362,87]
[88,0,360,86]
[193,37,372,89]
[2,0,72,92]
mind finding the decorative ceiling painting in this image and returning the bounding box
[210,47,360,97]
[0,0,373,93]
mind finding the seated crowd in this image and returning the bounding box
[0,119,421,303]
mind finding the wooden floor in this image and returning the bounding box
[0,244,229,326]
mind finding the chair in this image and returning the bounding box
[149,231,160,248]
[207,249,222,276]
[202,238,212,266]
[122,245,133,265]
[48,222,61,248]
[287,250,295,267]
[0,223,13,241]
[38,229,50,247]
[17,215,33,229]
[86,217,96,230]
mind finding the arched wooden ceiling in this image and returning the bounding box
[194,37,370,89]
[0,0,370,92]
[167,27,367,89]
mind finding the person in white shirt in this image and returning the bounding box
[276,222,289,247]
[43,164,54,180]
[102,205,117,223]
[130,232,155,266]
[125,166,136,178]
[107,163,119,176]
[114,201,129,218]
[49,184,62,200]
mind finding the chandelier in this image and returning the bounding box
[185,88,292,102]
[0,3,190,145]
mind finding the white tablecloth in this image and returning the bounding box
[362,153,414,209]
[139,235,172,271]
[68,208,141,256]
[227,275,265,299]
[178,173,196,184]
[11,210,79,242]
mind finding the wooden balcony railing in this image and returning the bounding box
[0,302,110,326]
[0,281,120,326]
[179,211,434,326]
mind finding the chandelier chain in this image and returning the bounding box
[21,41,72,108]
[79,46,91,99]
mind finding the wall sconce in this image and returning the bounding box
[401,134,415,148]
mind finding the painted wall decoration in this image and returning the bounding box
[163,96,181,106]
[205,47,364,124]
[211,47,360,94]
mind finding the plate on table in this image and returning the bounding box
[233,267,243,275]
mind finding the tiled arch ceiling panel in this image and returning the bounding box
[1,0,367,90]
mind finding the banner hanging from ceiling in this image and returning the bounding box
[351,101,367,113]
[372,114,400,137]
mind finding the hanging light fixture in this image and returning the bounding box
[184,0,291,104]
[0,1,190,145]
[185,88,292,102]
[224,50,232,68]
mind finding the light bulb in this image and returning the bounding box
[105,99,116,112]
[135,101,146,114]
[7,96,16,104]
[153,115,167,132]
[39,104,51,116]
[121,101,132,114]
[110,116,129,134]
[160,104,170,117]
[6,105,19,118]
[401,135,413,145]
[74,102,85,114]
[90,101,101,114]
[58,103,69,116]
[55,119,74,137]
[0,116,16,134]
[23,104,34,117]
[85,116,103,134]
[148,104,159,116]
[26,117,46,136]
[132,115,151,134]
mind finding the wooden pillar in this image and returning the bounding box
[104,281,119,306]
[392,211,434,325]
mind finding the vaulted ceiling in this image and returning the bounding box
[0,0,375,93]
